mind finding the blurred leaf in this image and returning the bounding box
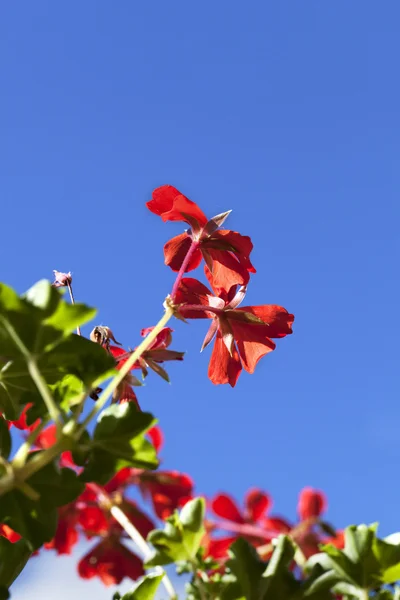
[121,573,164,600]
[80,403,158,484]
[0,418,11,459]
[0,537,32,591]
[0,462,84,548]
[146,498,205,567]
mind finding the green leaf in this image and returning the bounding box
[121,573,164,600]
[80,403,158,484]
[145,498,205,567]
[0,418,11,459]
[259,535,299,599]
[226,538,267,600]
[0,462,84,548]
[0,537,32,591]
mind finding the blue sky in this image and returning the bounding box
[2,1,400,596]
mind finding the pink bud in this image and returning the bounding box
[52,270,72,287]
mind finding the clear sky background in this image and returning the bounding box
[1,1,399,597]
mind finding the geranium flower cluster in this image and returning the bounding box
[0,185,299,589]
[1,413,343,587]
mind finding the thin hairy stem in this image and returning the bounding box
[89,484,177,599]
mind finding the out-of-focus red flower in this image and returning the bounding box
[147,185,256,291]
[104,467,134,494]
[298,488,327,521]
[326,530,345,549]
[109,327,184,383]
[139,470,194,520]
[175,275,294,386]
[116,500,155,539]
[0,524,21,543]
[212,489,272,525]
[78,539,144,586]
[44,505,79,555]
[78,505,109,539]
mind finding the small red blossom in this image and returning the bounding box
[147,185,256,292]
[78,539,144,586]
[175,274,294,386]
[139,470,194,520]
[211,490,272,525]
[147,425,164,454]
[52,270,72,287]
[298,488,327,521]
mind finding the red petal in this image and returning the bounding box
[229,320,276,374]
[79,506,108,538]
[237,305,294,338]
[298,488,327,520]
[35,424,57,449]
[0,524,21,543]
[104,467,133,493]
[175,278,214,319]
[245,489,272,522]
[208,332,242,386]
[78,540,144,586]
[263,517,292,533]
[147,185,207,229]
[203,248,250,294]
[207,230,256,273]
[147,425,164,453]
[211,493,244,523]
[164,233,203,272]
[206,536,237,559]
[140,327,173,349]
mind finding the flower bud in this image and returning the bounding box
[52,270,72,287]
[90,326,121,348]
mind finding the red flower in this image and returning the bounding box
[211,490,272,525]
[139,470,194,520]
[147,185,256,291]
[44,505,79,555]
[78,539,144,586]
[298,488,327,521]
[78,505,109,539]
[175,274,294,386]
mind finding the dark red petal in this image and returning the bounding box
[79,506,109,538]
[237,305,294,338]
[206,536,237,559]
[211,493,244,523]
[298,488,327,521]
[45,518,79,555]
[164,233,203,272]
[147,425,164,453]
[175,277,214,319]
[119,501,155,539]
[245,489,272,522]
[203,248,250,295]
[35,424,57,449]
[208,332,242,386]
[147,185,208,228]
[263,517,292,533]
[78,540,144,586]
[104,467,133,494]
[140,327,173,349]
[229,320,276,374]
[207,230,256,273]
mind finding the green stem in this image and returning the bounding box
[77,306,174,436]
[27,358,64,430]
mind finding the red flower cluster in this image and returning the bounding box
[204,487,343,562]
[147,185,294,386]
